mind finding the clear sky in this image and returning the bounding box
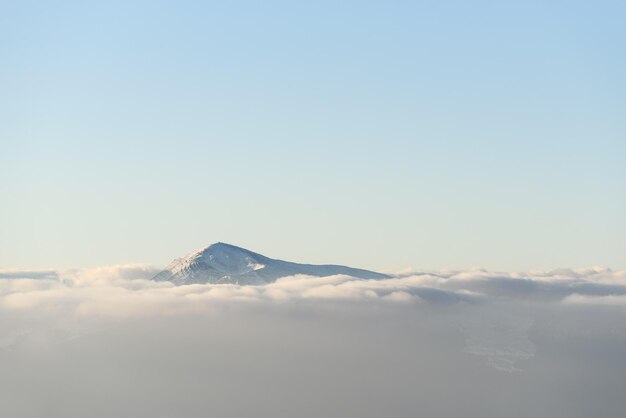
[1,0,624,271]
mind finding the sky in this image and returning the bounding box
[1,0,625,271]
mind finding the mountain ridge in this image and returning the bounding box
[153,242,390,285]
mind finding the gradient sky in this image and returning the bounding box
[1,0,625,271]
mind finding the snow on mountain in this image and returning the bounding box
[153,242,390,285]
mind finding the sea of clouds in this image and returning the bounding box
[1,265,626,417]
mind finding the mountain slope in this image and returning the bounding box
[153,242,390,285]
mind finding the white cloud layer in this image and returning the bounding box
[2,265,625,315]
[1,265,626,418]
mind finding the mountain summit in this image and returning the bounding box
[153,242,390,285]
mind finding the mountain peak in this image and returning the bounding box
[154,243,390,285]
[188,242,247,258]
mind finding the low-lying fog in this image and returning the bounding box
[1,266,625,418]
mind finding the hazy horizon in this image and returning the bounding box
[2,240,622,276]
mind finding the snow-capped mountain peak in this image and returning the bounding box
[153,242,390,285]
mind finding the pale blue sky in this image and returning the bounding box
[1,0,624,271]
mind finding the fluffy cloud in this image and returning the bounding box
[1,266,626,418]
[1,265,625,317]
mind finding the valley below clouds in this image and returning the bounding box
[2,266,626,417]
